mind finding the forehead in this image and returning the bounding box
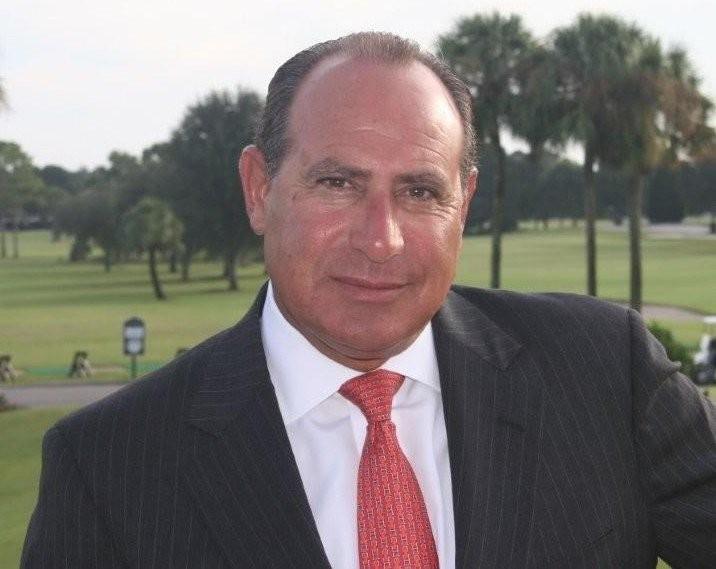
[285,55,464,170]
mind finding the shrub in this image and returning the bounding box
[648,322,695,379]
[0,392,17,412]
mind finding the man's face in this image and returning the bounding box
[241,56,476,370]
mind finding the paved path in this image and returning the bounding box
[1,300,710,410]
[627,303,706,322]
[1,383,125,409]
[602,221,716,239]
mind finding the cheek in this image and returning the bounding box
[265,203,344,274]
[408,216,462,262]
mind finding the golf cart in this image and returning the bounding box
[693,316,716,385]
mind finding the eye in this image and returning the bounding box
[318,177,348,189]
[407,187,436,201]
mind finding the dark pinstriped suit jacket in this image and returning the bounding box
[21,285,716,568]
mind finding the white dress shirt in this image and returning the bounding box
[261,282,455,569]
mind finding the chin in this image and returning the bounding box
[321,320,417,359]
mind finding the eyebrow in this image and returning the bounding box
[303,158,371,183]
[395,171,449,190]
[303,157,451,193]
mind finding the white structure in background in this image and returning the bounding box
[693,316,716,385]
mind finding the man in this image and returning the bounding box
[22,32,715,569]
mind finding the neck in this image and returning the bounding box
[271,291,417,373]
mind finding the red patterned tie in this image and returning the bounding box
[340,369,439,569]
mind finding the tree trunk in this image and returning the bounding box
[225,250,238,291]
[583,147,597,297]
[148,247,166,300]
[0,226,6,258]
[11,223,19,259]
[181,247,192,282]
[69,236,90,262]
[104,250,112,272]
[490,135,506,289]
[169,249,177,273]
[627,172,644,313]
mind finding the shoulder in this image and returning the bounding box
[447,284,631,340]
[52,324,238,447]
[446,285,680,397]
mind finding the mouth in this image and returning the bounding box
[331,276,408,301]
[333,276,406,289]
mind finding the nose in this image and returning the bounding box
[349,192,405,263]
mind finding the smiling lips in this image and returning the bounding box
[332,275,408,299]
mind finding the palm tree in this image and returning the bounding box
[511,45,569,165]
[123,197,184,300]
[439,13,534,289]
[510,44,570,230]
[553,15,644,297]
[659,48,714,166]
[0,141,45,259]
[604,36,663,313]
[614,44,714,312]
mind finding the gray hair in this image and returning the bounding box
[255,32,477,186]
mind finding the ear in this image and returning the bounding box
[460,167,478,227]
[239,145,270,235]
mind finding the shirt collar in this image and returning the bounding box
[261,281,441,425]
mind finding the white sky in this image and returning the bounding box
[0,0,714,170]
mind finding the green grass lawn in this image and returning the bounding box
[0,406,75,568]
[1,228,714,383]
[1,231,265,382]
[4,226,711,566]
[457,224,716,314]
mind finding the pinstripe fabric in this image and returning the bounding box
[21,284,716,568]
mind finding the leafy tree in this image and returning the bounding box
[123,197,183,300]
[464,147,526,235]
[682,150,716,232]
[439,13,534,288]
[534,159,584,226]
[142,142,210,281]
[646,168,685,223]
[37,164,90,199]
[592,166,628,223]
[169,89,263,290]
[647,322,694,379]
[54,188,120,270]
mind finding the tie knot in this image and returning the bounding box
[339,369,404,423]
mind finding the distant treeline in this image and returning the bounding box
[466,147,716,233]
[1,10,715,306]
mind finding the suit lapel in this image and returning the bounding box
[180,286,331,569]
[434,289,544,569]
[179,284,543,569]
